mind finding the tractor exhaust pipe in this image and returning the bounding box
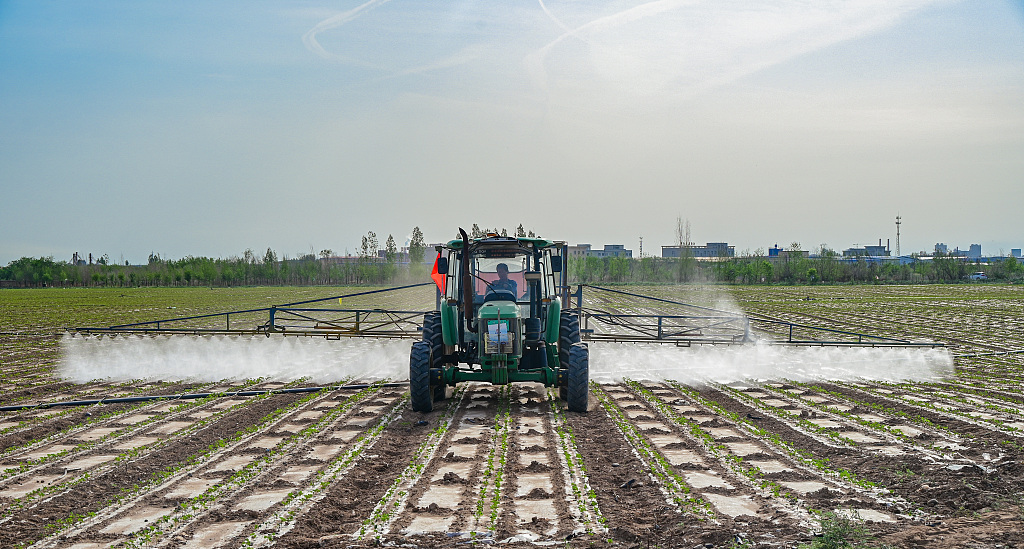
[459,227,476,333]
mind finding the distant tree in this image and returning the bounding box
[675,216,695,282]
[264,248,279,283]
[279,256,291,284]
[516,224,526,237]
[470,224,483,239]
[360,231,378,259]
[385,235,397,263]
[319,249,333,260]
[409,226,426,264]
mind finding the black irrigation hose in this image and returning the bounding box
[0,382,408,412]
[954,349,1024,359]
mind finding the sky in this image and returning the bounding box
[1,0,1022,265]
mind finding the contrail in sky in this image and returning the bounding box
[302,0,395,61]
[526,0,692,92]
[525,0,943,97]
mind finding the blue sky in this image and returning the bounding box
[1,0,1022,264]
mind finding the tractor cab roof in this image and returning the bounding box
[445,234,559,251]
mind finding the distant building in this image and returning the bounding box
[844,239,890,258]
[568,244,632,259]
[567,244,592,258]
[766,244,808,259]
[843,245,889,257]
[935,243,948,255]
[968,244,982,259]
[590,244,632,258]
[662,242,735,258]
[1012,249,1022,259]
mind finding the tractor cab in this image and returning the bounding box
[409,229,589,413]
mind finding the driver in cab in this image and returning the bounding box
[489,263,518,297]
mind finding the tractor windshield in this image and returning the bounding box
[475,256,528,301]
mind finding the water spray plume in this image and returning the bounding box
[60,334,411,384]
[61,334,952,386]
[589,342,954,384]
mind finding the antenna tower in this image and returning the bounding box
[895,215,902,257]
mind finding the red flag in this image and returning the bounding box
[431,252,446,294]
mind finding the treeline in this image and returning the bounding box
[4,246,1023,288]
[1,228,431,288]
[0,252,433,288]
[567,254,1024,284]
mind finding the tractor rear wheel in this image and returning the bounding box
[559,312,581,403]
[422,312,447,402]
[409,340,433,412]
[567,343,589,412]
[558,312,581,369]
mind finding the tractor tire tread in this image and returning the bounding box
[567,343,589,412]
[558,312,581,370]
[422,313,446,402]
[409,340,433,412]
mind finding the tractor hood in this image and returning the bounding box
[477,301,520,320]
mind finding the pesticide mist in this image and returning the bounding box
[60,334,412,384]
[588,342,954,384]
[61,334,953,386]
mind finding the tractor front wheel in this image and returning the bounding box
[567,343,589,412]
[410,340,433,412]
[559,312,582,403]
[422,312,447,402]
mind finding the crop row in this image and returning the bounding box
[117,384,385,549]
[625,381,801,508]
[546,387,605,533]
[21,385,317,548]
[0,379,287,518]
[355,387,466,540]
[667,382,880,493]
[593,383,713,518]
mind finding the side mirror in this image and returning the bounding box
[550,256,562,273]
[436,257,449,274]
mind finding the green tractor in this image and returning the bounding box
[410,228,588,412]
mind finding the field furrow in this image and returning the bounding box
[3,284,1024,547]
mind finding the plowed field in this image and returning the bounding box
[2,285,1023,548]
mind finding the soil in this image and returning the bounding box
[6,286,1024,548]
[0,392,305,548]
[277,405,440,546]
[875,510,1024,548]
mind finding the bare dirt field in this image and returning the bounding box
[1,284,1023,548]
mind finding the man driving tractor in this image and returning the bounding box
[489,262,518,296]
